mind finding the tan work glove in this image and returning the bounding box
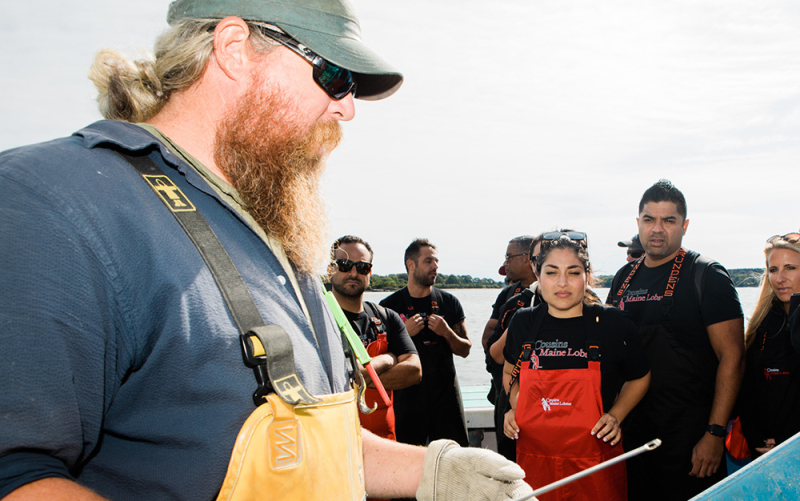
[416,440,535,501]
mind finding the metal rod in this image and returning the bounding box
[511,438,662,501]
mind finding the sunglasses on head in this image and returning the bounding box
[767,233,800,245]
[332,259,373,275]
[258,25,357,100]
[541,231,588,243]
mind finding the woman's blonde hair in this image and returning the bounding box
[744,237,800,348]
[88,19,278,123]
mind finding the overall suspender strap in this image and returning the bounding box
[429,287,443,315]
[584,305,603,362]
[363,302,387,338]
[399,286,443,318]
[612,255,645,305]
[116,150,319,406]
[508,306,547,389]
[611,248,688,320]
[509,343,533,389]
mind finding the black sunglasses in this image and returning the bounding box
[258,25,357,100]
[767,233,800,245]
[541,231,588,243]
[628,250,644,259]
[332,259,373,275]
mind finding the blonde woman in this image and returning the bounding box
[739,233,800,456]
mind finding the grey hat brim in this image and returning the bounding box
[166,0,403,100]
[278,23,403,101]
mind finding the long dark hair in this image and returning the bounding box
[535,236,601,305]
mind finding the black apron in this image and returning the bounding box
[392,287,468,447]
[611,250,724,501]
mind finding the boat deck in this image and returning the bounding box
[461,384,497,450]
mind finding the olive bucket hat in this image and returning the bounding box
[167,0,403,100]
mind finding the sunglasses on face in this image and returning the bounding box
[332,259,373,275]
[628,250,644,259]
[541,231,588,243]
[767,233,800,245]
[258,25,357,100]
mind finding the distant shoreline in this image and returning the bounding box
[366,267,764,292]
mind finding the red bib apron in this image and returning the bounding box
[516,360,627,501]
[359,332,396,441]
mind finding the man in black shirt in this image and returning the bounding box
[329,236,421,442]
[380,239,471,446]
[485,236,542,460]
[607,180,744,501]
[481,236,538,351]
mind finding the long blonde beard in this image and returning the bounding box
[214,81,342,275]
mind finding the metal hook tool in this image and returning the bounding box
[511,439,662,501]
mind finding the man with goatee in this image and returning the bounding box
[380,239,472,447]
[0,1,532,500]
[328,235,421,443]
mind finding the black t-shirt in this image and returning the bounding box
[485,285,540,361]
[342,303,417,357]
[485,286,538,377]
[491,282,525,320]
[790,293,800,352]
[606,250,743,354]
[740,301,800,449]
[380,287,465,378]
[496,286,541,338]
[504,304,650,413]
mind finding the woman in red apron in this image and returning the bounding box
[502,231,651,501]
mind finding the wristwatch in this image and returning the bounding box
[707,424,726,438]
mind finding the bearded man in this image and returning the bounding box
[380,239,472,448]
[328,235,421,446]
[0,1,533,501]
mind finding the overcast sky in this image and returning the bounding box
[2,1,798,278]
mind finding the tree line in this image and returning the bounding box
[367,268,765,291]
[369,273,505,290]
[594,268,765,288]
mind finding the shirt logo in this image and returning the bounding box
[533,340,588,359]
[541,398,572,411]
[143,175,196,212]
[764,367,790,380]
[622,289,663,303]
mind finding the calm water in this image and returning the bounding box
[364,287,761,386]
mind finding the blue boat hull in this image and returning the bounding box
[691,432,800,500]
